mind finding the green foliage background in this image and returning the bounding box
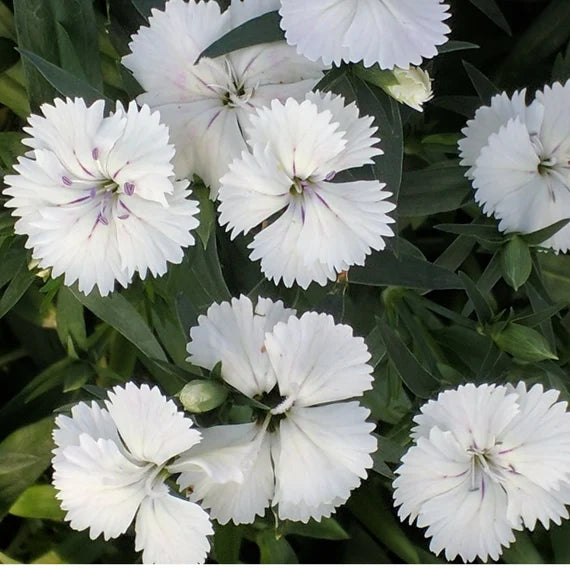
[0,0,569,563]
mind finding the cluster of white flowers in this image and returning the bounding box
[393,382,570,562]
[52,297,378,561]
[459,80,570,252]
[8,0,570,566]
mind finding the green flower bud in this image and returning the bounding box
[179,380,228,413]
[491,322,558,362]
[501,235,532,291]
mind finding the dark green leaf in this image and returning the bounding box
[399,162,471,217]
[468,0,511,34]
[351,76,403,199]
[459,271,493,323]
[365,324,387,369]
[538,252,570,304]
[256,530,298,564]
[552,43,570,83]
[349,250,461,291]
[280,518,350,541]
[435,222,504,245]
[0,259,35,320]
[512,303,565,329]
[0,38,18,74]
[56,287,87,351]
[131,0,166,21]
[522,218,570,245]
[199,11,283,61]
[501,236,532,291]
[213,522,243,564]
[18,49,111,107]
[349,485,420,564]
[70,287,167,362]
[437,40,479,54]
[431,95,480,118]
[379,321,439,398]
[463,60,499,104]
[501,531,543,563]
[193,182,216,248]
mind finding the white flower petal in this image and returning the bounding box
[52,401,119,454]
[135,492,213,564]
[472,117,570,252]
[305,91,382,171]
[173,423,274,524]
[265,312,373,407]
[535,79,570,159]
[123,0,322,196]
[279,0,450,69]
[458,90,541,179]
[272,403,376,522]
[246,98,347,180]
[106,382,201,465]
[394,427,515,563]
[248,198,336,289]
[52,434,148,541]
[3,98,196,296]
[218,145,291,239]
[186,296,295,397]
[412,383,520,450]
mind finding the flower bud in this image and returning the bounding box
[356,64,433,112]
[179,380,228,413]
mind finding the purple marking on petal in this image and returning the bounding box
[92,148,99,160]
[97,212,109,226]
[62,175,73,186]
[325,170,336,181]
[315,192,330,209]
[207,109,222,130]
[480,476,485,499]
[119,200,133,215]
[301,205,305,223]
[118,213,129,220]
[89,187,96,199]
[292,157,297,177]
[124,182,135,196]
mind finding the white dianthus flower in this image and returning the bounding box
[52,382,213,564]
[393,382,570,563]
[279,0,451,70]
[459,80,570,252]
[122,0,323,198]
[218,93,396,289]
[170,295,377,524]
[3,98,199,296]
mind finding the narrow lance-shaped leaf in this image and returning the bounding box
[199,11,283,61]
[463,60,500,104]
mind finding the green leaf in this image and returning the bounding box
[131,0,166,21]
[551,519,570,563]
[437,40,479,54]
[0,259,36,320]
[501,531,543,564]
[349,485,420,564]
[398,162,471,217]
[280,518,350,541]
[435,222,505,246]
[193,181,216,248]
[256,530,298,564]
[552,42,570,83]
[9,484,64,521]
[0,450,38,474]
[538,252,570,304]
[56,287,87,351]
[13,0,102,108]
[468,0,511,35]
[0,417,55,516]
[70,287,167,362]
[463,60,500,104]
[365,323,387,369]
[379,321,439,399]
[522,218,570,246]
[0,37,18,73]
[375,435,406,464]
[513,303,565,330]
[491,322,558,362]
[213,522,243,564]
[349,250,461,291]
[459,271,493,324]
[199,11,283,60]
[351,76,403,199]
[18,48,111,106]
[501,236,532,291]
